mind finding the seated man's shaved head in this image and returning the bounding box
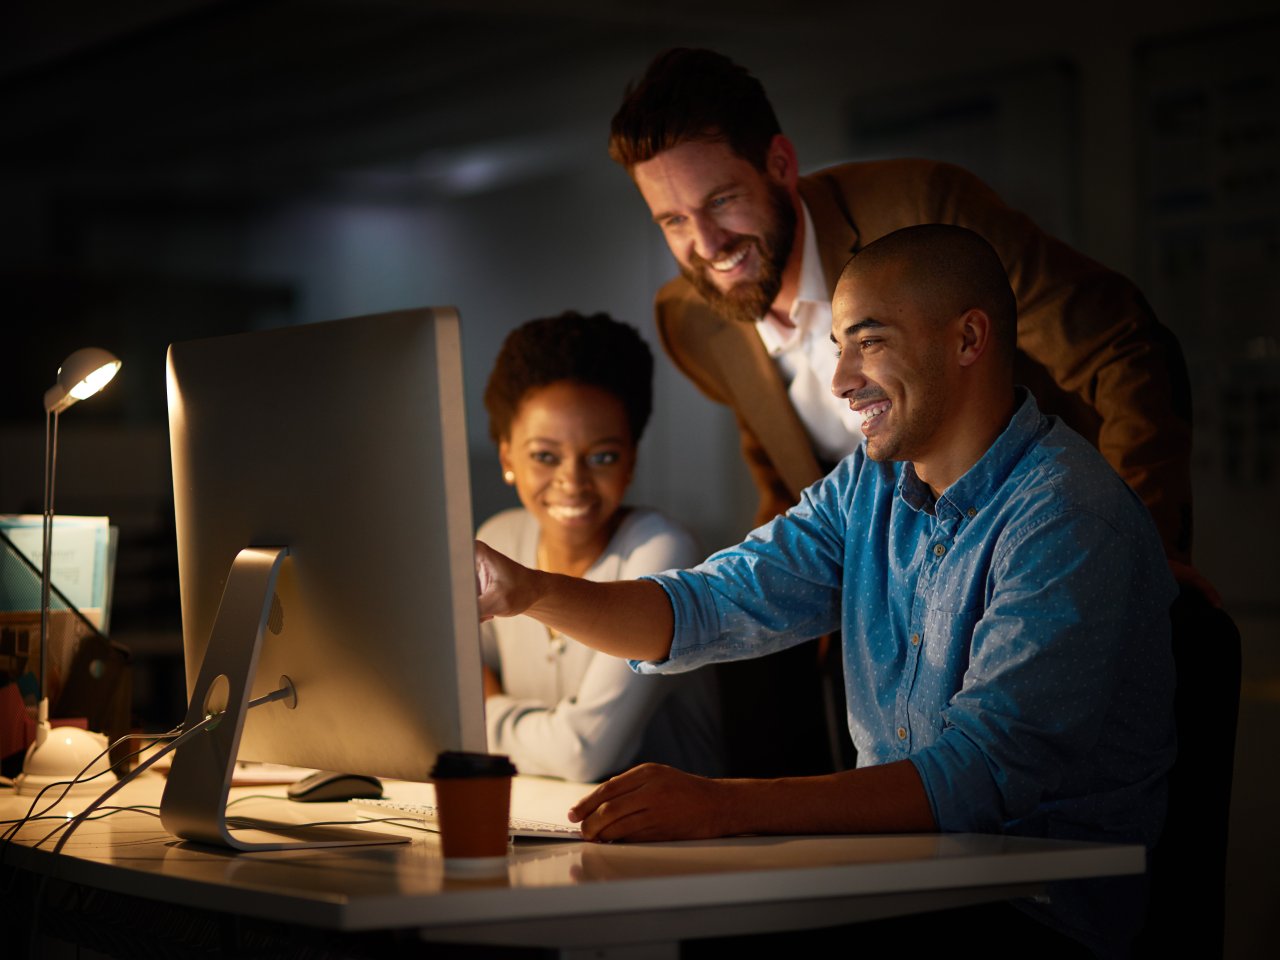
[841,224,1018,369]
[830,223,1021,490]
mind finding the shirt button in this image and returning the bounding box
[911,633,921,646]
[933,543,946,557]
[967,507,978,518]
[897,727,908,740]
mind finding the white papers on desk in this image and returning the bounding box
[225,763,317,786]
[137,742,316,786]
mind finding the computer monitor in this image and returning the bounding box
[160,307,485,850]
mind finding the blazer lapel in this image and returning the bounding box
[706,319,823,499]
[799,175,860,296]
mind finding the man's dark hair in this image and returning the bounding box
[483,311,654,444]
[608,48,781,172]
[845,225,1018,367]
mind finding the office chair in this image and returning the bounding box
[712,639,838,778]
[1134,586,1242,959]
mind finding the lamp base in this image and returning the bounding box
[15,724,115,797]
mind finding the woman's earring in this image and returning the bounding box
[503,470,515,484]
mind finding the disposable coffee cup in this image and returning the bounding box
[430,751,517,875]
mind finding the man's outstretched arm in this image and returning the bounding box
[567,760,938,842]
[474,539,674,663]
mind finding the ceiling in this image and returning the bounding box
[1,0,841,199]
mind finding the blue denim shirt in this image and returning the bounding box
[640,394,1176,947]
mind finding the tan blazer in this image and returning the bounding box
[656,158,1192,560]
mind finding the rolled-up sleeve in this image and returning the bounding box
[633,463,852,675]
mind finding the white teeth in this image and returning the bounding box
[547,504,592,521]
[711,247,748,272]
[859,401,891,426]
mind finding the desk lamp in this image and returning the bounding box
[16,348,122,797]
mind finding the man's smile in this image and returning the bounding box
[851,397,892,433]
[710,245,750,272]
[690,237,758,287]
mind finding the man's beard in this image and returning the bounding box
[680,182,797,326]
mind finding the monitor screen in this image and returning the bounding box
[162,307,485,848]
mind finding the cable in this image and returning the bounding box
[42,713,222,854]
[1,806,162,827]
[1,726,182,845]
[5,681,294,847]
[246,687,294,710]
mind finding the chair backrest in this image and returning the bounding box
[1135,586,1241,958]
[712,638,838,778]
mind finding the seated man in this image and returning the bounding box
[475,225,1176,957]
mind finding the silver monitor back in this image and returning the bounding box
[166,307,485,784]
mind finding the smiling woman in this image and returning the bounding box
[476,312,724,783]
[499,381,637,570]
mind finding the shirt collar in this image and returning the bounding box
[756,200,825,355]
[899,389,1046,520]
[792,198,828,312]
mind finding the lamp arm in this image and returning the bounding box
[38,408,60,743]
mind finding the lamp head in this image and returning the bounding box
[44,347,122,414]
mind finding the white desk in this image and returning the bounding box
[1,773,1144,958]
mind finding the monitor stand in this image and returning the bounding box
[159,546,409,851]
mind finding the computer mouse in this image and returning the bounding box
[286,770,384,803]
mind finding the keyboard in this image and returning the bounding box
[348,797,581,840]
